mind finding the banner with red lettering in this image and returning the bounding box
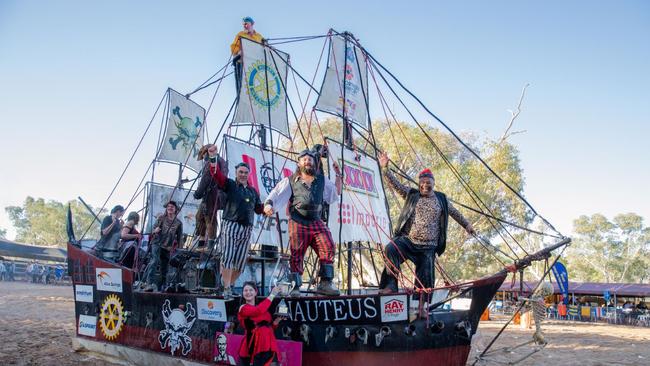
[326,140,391,243]
[224,136,295,246]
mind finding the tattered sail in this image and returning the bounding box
[225,137,295,246]
[145,182,201,236]
[315,34,369,128]
[326,140,390,243]
[157,88,205,172]
[233,38,290,137]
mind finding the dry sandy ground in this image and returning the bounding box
[1,281,649,365]
[472,315,650,365]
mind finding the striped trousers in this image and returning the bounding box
[288,219,335,274]
[220,220,253,272]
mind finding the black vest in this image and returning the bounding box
[394,190,449,256]
[289,174,325,225]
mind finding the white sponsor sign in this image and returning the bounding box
[315,35,369,128]
[225,137,296,247]
[233,38,290,136]
[75,284,94,303]
[78,315,97,337]
[380,295,408,323]
[196,298,227,322]
[450,298,472,310]
[95,268,123,293]
[145,182,201,236]
[327,140,391,243]
[157,88,205,172]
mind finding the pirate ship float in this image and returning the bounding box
[67,30,570,365]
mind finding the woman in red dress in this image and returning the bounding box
[238,282,283,366]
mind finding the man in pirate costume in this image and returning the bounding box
[377,151,475,295]
[193,144,228,250]
[95,205,125,261]
[230,16,265,94]
[264,149,343,296]
[208,147,264,300]
[143,201,184,292]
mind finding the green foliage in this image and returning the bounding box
[5,197,105,247]
[565,213,650,283]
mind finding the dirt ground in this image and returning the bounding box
[472,315,650,365]
[1,281,649,365]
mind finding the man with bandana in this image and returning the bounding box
[264,149,343,296]
[230,16,265,95]
[377,151,475,295]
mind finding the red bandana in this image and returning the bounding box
[419,168,434,179]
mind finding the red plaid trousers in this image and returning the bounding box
[288,219,335,274]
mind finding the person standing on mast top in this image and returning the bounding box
[264,149,343,296]
[377,152,475,296]
[231,16,265,95]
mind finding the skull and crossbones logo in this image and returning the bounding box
[158,299,197,356]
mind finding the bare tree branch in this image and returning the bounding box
[500,83,530,143]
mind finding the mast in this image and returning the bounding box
[338,32,353,294]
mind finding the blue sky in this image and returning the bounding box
[1,0,648,240]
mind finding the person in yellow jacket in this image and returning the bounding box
[231,17,264,94]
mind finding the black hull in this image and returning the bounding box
[68,243,505,365]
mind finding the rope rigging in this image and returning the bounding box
[95,29,568,307]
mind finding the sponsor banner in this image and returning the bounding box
[286,296,385,324]
[233,38,290,136]
[157,88,205,172]
[213,332,302,366]
[145,182,201,236]
[315,35,369,128]
[225,137,296,246]
[450,298,472,310]
[197,298,227,322]
[327,140,391,243]
[380,295,408,323]
[78,315,97,337]
[75,284,94,303]
[95,268,123,293]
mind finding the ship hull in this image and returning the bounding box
[68,243,505,365]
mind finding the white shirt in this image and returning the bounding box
[265,174,339,210]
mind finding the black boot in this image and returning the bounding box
[316,264,340,296]
[289,273,302,297]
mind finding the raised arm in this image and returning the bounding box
[378,151,409,199]
[383,169,410,199]
[208,158,227,189]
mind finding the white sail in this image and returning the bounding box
[157,89,205,172]
[315,35,369,129]
[327,140,390,243]
[225,137,296,247]
[145,182,202,236]
[233,38,290,137]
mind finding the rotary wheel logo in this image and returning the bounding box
[245,60,282,109]
[99,294,124,340]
